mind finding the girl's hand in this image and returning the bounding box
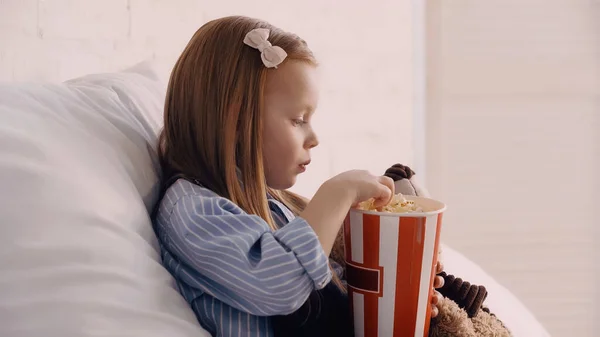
[430,260,445,318]
[327,170,395,209]
[301,170,394,256]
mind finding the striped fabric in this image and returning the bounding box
[343,211,443,337]
[153,179,333,337]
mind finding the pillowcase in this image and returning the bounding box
[0,62,210,337]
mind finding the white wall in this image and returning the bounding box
[426,1,599,336]
[0,0,416,199]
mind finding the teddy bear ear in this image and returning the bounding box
[384,163,415,181]
[384,163,432,198]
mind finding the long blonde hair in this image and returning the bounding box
[158,16,346,290]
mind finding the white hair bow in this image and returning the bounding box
[243,28,287,68]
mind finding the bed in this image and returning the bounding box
[0,62,551,337]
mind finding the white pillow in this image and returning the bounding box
[0,62,210,337]
[440,244,551,337]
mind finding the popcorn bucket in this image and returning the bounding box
[343,196,446,337]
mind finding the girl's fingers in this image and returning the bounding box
[430,305,439,318]
[431,291,443,305]
[377,175,395,195]
[435,291,443,304]
[373,176,395,208]
[434,275,444,289]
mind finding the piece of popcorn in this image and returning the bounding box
[358,193,423,213]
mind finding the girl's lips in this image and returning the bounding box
[298,159,310,172]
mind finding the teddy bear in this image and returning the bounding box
[383,163,512,337]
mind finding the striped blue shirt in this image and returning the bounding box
[153,179,334,337]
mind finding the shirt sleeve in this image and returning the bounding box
[164,192,332,316]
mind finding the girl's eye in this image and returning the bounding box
[292,118,307,126]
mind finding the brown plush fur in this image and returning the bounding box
[330,229,346,270]
[429,298,477,337]
[471,308,512,337]
[429,299,512,337]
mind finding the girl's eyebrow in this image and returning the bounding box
[288,103,315,116]
[303,103,317,114]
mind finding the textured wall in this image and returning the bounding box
[426,1,599,336]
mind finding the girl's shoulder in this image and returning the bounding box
[165,177,217,199]
[156,178,250,221]
[156,178,220,216]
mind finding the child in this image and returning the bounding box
[153,16,441,337]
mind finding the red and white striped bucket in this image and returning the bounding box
[343,196,446,337]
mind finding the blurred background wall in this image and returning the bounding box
[425,1,599,336]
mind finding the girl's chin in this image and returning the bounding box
[267,175,297,190]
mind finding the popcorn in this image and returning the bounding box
[358,193,423,213]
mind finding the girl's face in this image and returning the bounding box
[262,61,320,190]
